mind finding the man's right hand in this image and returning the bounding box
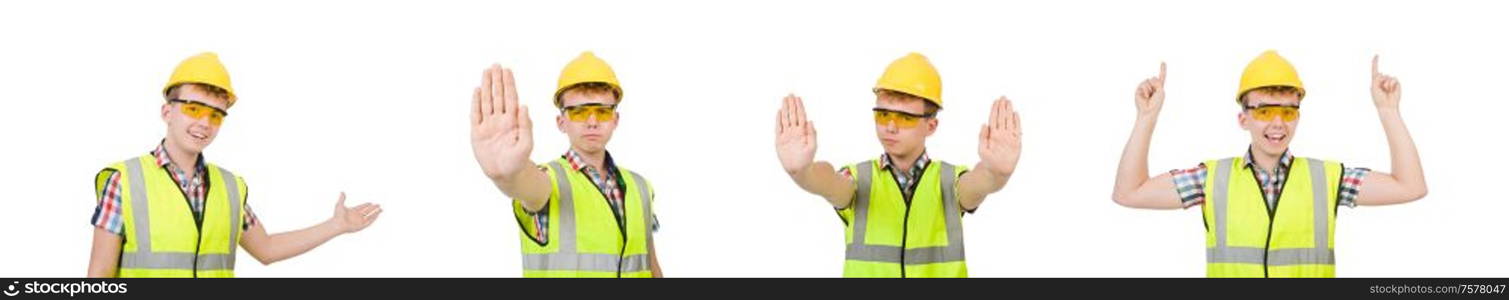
[775,94,817,176]
[1134,62,1168,119]
[471,64,535,181]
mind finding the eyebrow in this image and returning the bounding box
[873,107,932,116]
[1246,103,1300,107]
[171,99,230,113]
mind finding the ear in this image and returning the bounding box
[925,118,939,136]
[1236,111,1248,130]
[556,114,566,133]
[161,103,173,123]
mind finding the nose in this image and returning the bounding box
[585,114,601,128]
[190,115,214,128]
[1263,118,1289,131]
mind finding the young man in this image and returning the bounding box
[88,52,383,278]
[774,52,1023,277]
[1111,51,1428,277]
[470,52,662,278]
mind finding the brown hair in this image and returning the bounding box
[555,82,621,108]
[875,89,940,115]
[164,83,232,104]
[1238,86,1302,107]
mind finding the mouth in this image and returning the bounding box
[188,130,210,142]
[881,138,898,145]
[1263,132,1287,144]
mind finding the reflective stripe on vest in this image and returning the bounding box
[846,161,965,265]
[1208,158,1334,268]
[119,157,241,273]
[520,161,653,274]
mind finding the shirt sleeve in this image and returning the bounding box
[90,169,125,236]
[514,165,555,245]
[1337,165,1370,208]
[241,180,256,231]
[835,166,856,225]
[649,182,659,233]
[1169,163,1209,209]
[953,165,976,214]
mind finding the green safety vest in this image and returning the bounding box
[841,160,969,277]
[1202,157,1340,277]
[102,154,246,278]
[517,158,655,278]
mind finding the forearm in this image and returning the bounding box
[494,165,551,212]
[251,220,345,265]
[86,228,121,278]
[790,161,855,208]
[1112,115,1158,203]
[958,166,1008,210]
[1377,107,1427,195]
[649,241,662,278]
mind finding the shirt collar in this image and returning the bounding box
[152,139,207,173]
[563,149,617,173]
[880,150,930,174]
[1242,146,1293,172]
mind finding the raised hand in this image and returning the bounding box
[775,94,817,175]
[977,97,1022,177]
[470,64,535,180]
[1371,55,1403,109]
[1135,62,1168,118]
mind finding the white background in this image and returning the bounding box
[1,0,1505,277]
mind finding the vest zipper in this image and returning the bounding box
[191,230,202,278]
[900,205,912,277]
[1250,159,1295,278]
[583,167,629,277]
[617,233,627,278]
[890,161,926,278]
[161,166,205,278]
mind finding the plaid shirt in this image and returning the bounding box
[522,150,657,244]
[839,151,931,203]
[1170,147,1370,210]
[91,141,257,235]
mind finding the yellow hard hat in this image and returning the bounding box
[1236,50,1305,104]
[874,52,943,108]
[163,52,237,107]
[554,51,622,108]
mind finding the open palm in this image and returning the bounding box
[332,192,381,233]
[775,94,817,175]
[470,64,534,180]
[978,97,1022,177]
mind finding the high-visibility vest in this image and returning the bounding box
[517,158,655,278]
[103,154,246,278]
[1202,157,1341,277]
[841,160,969,277]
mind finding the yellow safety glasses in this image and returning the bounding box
[1245,104,1300,122]
[873,108,934,128]
[561,104,617,122]
[169,99,228,126]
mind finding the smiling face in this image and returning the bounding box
[1238,87,1302,158]
[161,83,231,155]
[873,90,938,159]
[556,84,620,155]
